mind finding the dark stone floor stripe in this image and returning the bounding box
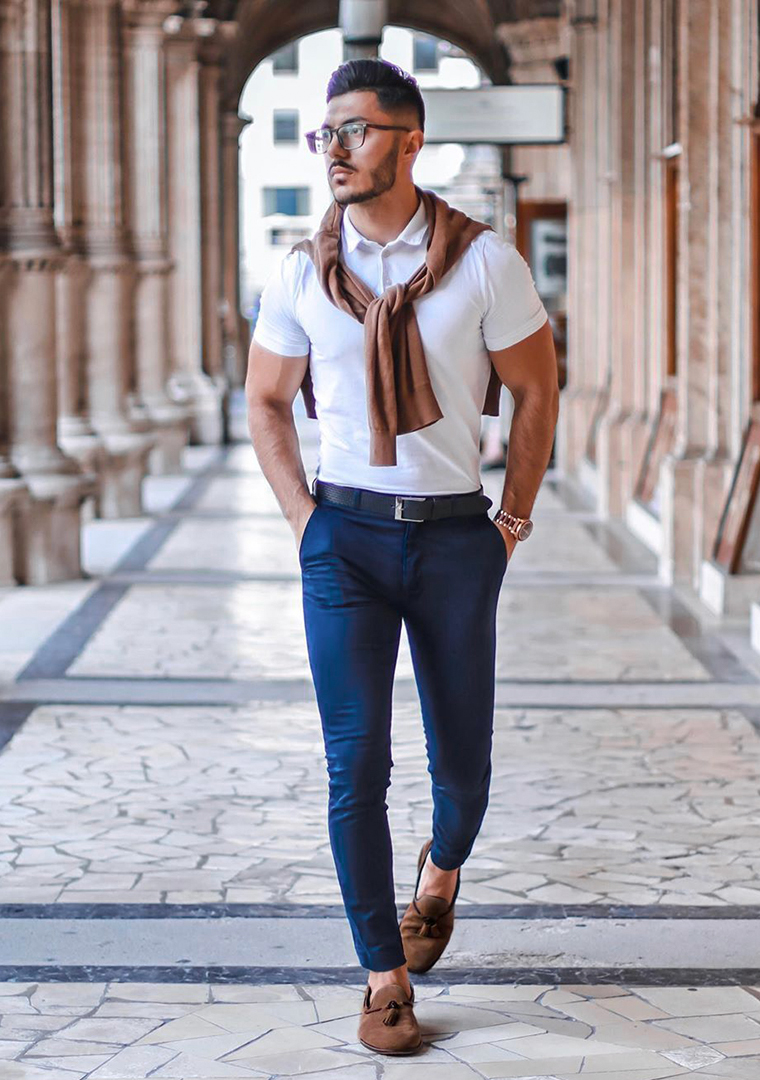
[741,707,760,733]
[581,520,658,575]
[111,520,183,574]
[12,448,232,685]
[0,964,757,986]
[2,902,760,920]
[113,454,229,572]
[14,584,131,681]
[0,703,37,753]
[639,586,757,684]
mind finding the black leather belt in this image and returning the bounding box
[312,478,493,522]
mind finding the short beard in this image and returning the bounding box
[332,140,399,205]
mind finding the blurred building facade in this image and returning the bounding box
[239,26,489,318]
[0,0,759,650]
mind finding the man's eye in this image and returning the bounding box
[342,124,363,135]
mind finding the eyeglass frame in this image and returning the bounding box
[304,121,412,155]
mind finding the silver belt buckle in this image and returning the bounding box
[394,495,428,521]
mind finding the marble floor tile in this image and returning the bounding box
[1,702,760,903]
[65,581,708,684]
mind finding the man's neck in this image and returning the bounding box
[345,186,421,247]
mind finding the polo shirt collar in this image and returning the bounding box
[342,195,428,254]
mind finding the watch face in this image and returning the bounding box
[518,520,533,540]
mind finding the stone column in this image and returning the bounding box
[596,0,650,517]
[122,0,190,474]
[164,15,225,444]
[220,110,249,389]
[199,34,224,389]
[55,0,155,518]
[643,0,669,436]
[695,0,735,559]
[0,0,93,584]
[52,0,102,488]
[0,258,28,585]
[699,0,760,614]
[558,0,606,476]
[659,0,717,585]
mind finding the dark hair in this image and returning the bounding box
[326,58,425,132]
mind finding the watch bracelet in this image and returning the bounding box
[493,507,530,538]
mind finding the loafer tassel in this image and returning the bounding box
[382,1000,401,1025]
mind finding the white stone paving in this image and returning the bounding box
[1,703,758,904]
[1,981,760,1078]
[1,431,759,1076]
[66,582,707,682]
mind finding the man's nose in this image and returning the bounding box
[327,136,350,162]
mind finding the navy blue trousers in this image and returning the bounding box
[298,490,507,971]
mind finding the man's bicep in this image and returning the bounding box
[246,339,310,409]
[486,318,558,402]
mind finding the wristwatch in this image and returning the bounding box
[493,508,534,541]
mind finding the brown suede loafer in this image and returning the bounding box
[357,981,423,1054]
[399,837,461,974]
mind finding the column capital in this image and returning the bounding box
[162,7,237,50]
[121,0,180,30]
[222,110,248,141]
[61,0,121,7]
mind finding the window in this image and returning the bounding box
[269,227,311,246]
[273,109,299,143]
[272,42,298,74]
[262,187,310,216]
[413,34,439,72]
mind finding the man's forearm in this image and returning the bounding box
[498,390,559,517]
[248,401,314,530]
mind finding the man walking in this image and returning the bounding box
[247,58,559,1055]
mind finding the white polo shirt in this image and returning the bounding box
[252,194,548,495]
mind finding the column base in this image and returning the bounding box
[61,430,155,520]
[577,455,600,504]
[595,409,650,520]
[596,409,629,518]
[658,455,690,587]
[96,432,156,519]
[146,405,192,475]
[148,419,191,475]
[12,471,96,586]
[167,372,228,446]
[625,497,664,558]
[556,387,604,476]
[700,561,760,617]
[0,479,28,585]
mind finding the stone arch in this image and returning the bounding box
[222,0,510,109]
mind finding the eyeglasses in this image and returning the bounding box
[304,121,412,155]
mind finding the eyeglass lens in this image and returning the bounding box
[309,122,365,153]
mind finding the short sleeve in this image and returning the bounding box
[479,232,549,351]
[252,251,311,356]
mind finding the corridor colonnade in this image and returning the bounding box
[2,0,760,648]
[0,0,246,585]
[559,0,760,640]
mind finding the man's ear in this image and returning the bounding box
[406,131,424,160]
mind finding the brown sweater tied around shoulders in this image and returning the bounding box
[290,184,503,467]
